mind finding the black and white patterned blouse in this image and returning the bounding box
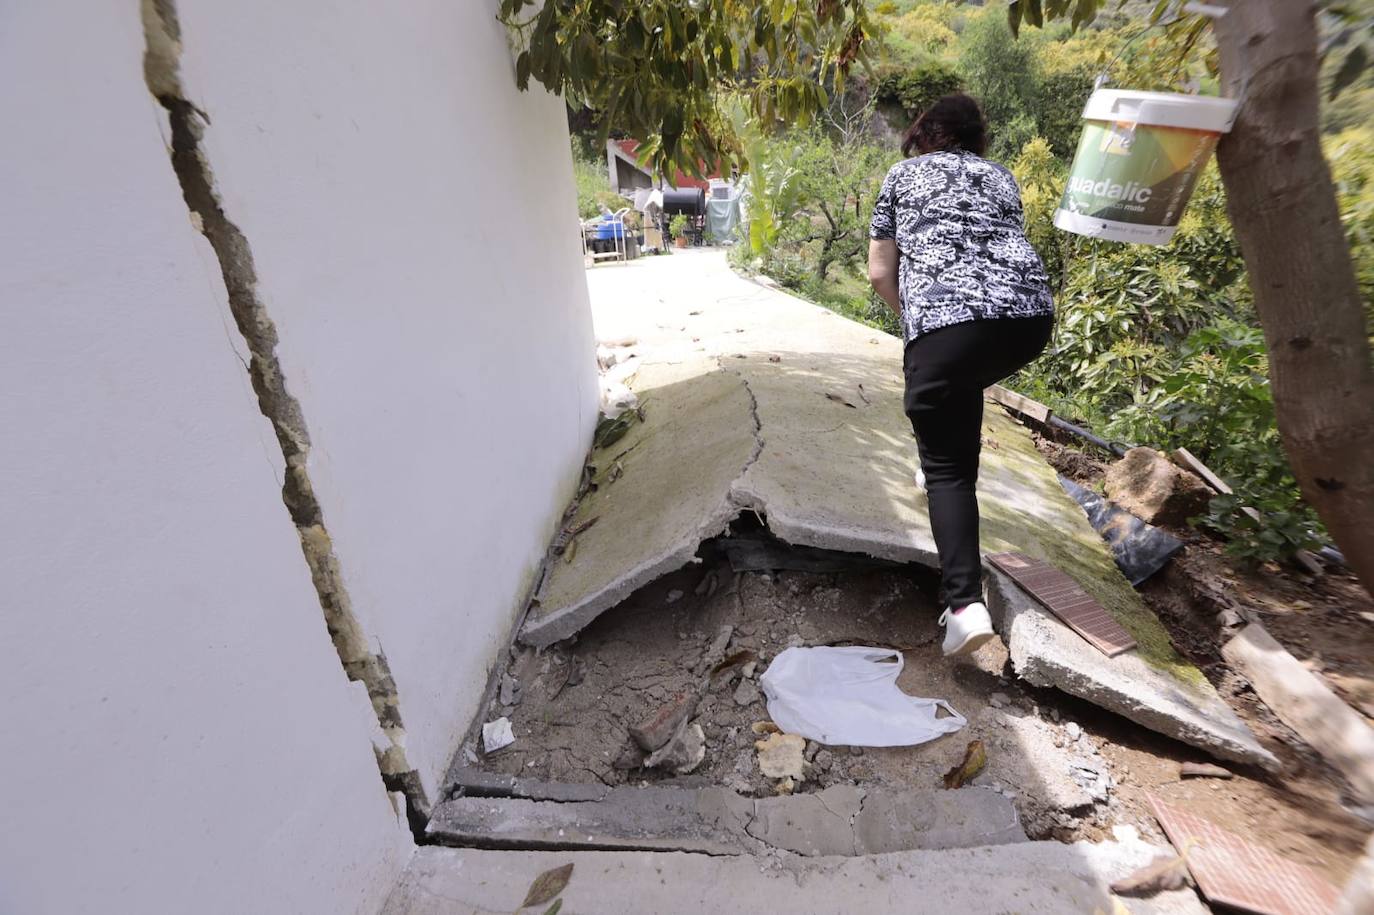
[870,150,1054,342]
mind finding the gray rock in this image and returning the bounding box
[646,721,707,775]
[666,589,685,604]
[1065,722,1082,742]
[989,692,1011,709]
[498,673,521,707]
[732,679,761,707]
[814,749,834,771]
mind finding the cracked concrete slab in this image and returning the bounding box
[852,786,1027,853]
[520,359,757,647]
[426,787,756,855]
[990,572,1278,771]
[427,782,1027,858]
[747,785,863,856]
[386,829,1208,915]
[533,250,1269,768]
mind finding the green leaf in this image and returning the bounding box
[515,51,530,90]
[1330,44,1369,100]
[520,863,574,909]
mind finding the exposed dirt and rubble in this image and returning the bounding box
[459,439,1371,888]
[443,253,1371,907]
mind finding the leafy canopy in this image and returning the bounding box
[1009,0,1371,99]
[498,0,872,176]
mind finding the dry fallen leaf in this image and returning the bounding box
[751,721,781,736]
[942,739,987,789]
[711,649,759,683]
[1109,853,1191,897]
[825,392,859,409]
[520,862,574,909]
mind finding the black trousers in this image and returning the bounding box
[903,315,1054,608]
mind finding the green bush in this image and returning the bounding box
[1007,140,1323,562]
[1326,126,1374,342]
[957,8,1043,161]
[874,60,963,120]
[571,142,624,219]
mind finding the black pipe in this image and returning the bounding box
[1047,415,1130,458]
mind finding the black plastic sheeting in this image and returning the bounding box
[1058,476,1184,586]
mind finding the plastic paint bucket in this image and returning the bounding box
[1054,89,1238,245]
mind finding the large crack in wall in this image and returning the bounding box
[140,0,429,828]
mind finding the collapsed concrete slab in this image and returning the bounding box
[427,783,1027,858]
[524,250,1272,769]
[989,573,1278,771]
[386,829,1208,915]
[519,359,757,648]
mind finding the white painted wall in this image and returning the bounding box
[170,0,599,795]
[2,0,595,911]
[0,4,412,914]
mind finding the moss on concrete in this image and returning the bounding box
[977,408,1206,690]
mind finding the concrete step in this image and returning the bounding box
[384,830,1208,915]
[426,783,1025,857]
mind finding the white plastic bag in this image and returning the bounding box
[760,646,966,747]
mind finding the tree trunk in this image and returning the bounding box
[1214,0,1374,594]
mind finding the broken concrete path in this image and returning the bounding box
[526,250,1270,769]
[386,829,1207,915]
[991,572,1278,771]
[427,783,1024,857]
[521,360,757,647]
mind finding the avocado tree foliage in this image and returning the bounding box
[497,0,872,176]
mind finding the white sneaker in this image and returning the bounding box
[939,602,996,656]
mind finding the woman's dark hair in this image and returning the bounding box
[901,93,988,158]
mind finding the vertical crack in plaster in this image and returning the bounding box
[140,0,430,826]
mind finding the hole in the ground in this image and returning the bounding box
[439,528,1121,847]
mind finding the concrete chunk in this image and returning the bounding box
[519,361,758,648]
[441,766,611,803]
[425,787,756,855]
[991,572,1278,770]
[853,786,1026,852]
[747,785,863,856]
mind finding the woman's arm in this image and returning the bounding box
[867,238,900,317]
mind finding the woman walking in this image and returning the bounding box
[868,93,1055,657]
